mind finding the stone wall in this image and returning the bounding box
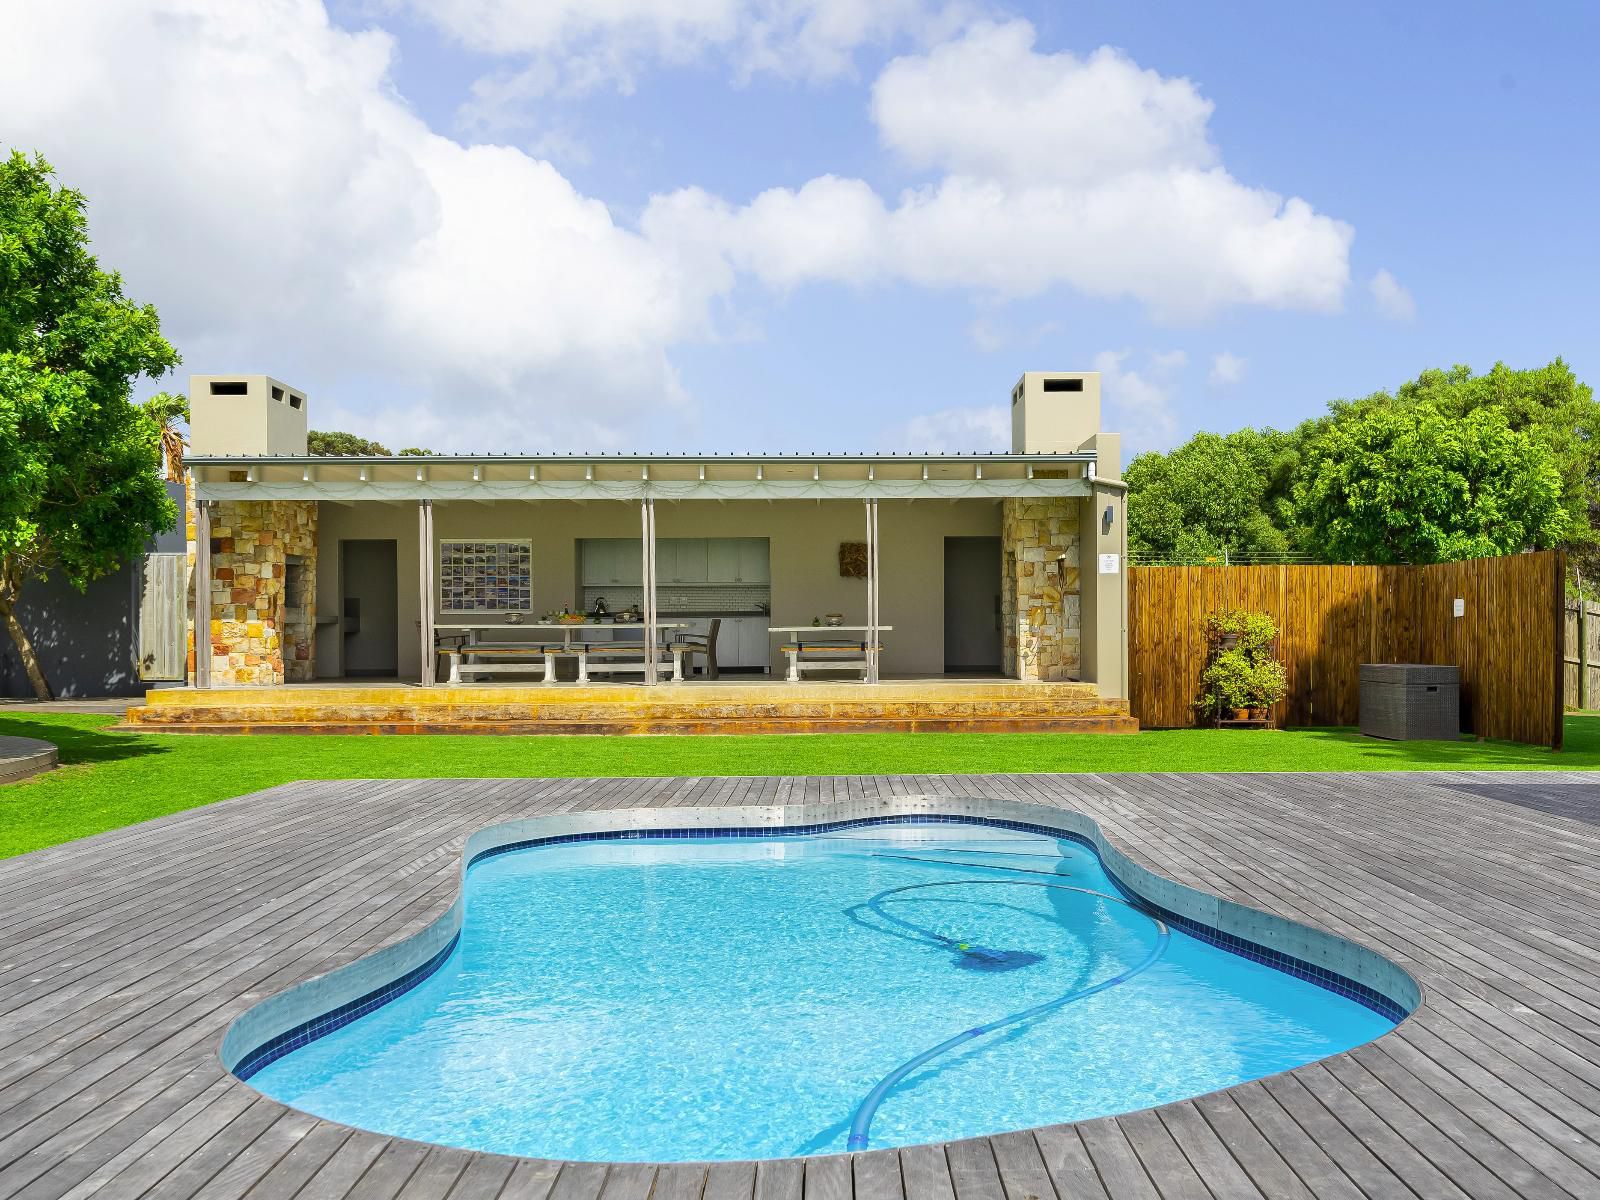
[1001,496,1081,681]
[187,479,317,685]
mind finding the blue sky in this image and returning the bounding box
[5,1,1596,457]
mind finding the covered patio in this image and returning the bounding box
[147,371,1133,732]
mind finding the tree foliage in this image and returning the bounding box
[307,430,434,456]
[1127,360,1592,567]
[307,429,391,456]
[1294,402,1567,563]
[0,151,179,698]
[1126,427,1304,562]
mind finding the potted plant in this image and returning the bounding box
[1202,648,1254,719]
[1200,610,1286,724]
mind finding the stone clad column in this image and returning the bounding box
[196,498,318,685]
[1002,496,1081,681]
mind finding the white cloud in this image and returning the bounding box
[1369,268,1416,321]
[648,20,1354,320]
[1209,351,1247,385]
[898,405,1010,451]
[403,0,964,97]
[967,317,1006,353]
[1095,349,1181,456]
[1,0,721,450]
[1,5,1358,449]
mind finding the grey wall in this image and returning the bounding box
[0,482,187,699]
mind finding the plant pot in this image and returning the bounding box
[1217,632,1241,650]
[1232,707,1251,721]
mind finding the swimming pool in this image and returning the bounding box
[239,819,1404,1162]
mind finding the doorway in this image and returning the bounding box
[340,540,398,677]
[944,536,1002,673]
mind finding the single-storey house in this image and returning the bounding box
[128,371,1133,732]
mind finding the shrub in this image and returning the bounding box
[1201,610,1286,716]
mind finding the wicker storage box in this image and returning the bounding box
[1359,664,1460,740]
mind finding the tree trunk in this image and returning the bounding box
[0,575,53,701]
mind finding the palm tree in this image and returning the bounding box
[141,392,189,483]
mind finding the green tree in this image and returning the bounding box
[1293,401,1567,563]
[307,430,391,456]
[1125,427,1306,562]
[141,391,189,482]
[1333,360,1600,567]
[306,431,434,456]
[0,151,180,698]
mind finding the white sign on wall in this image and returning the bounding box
[1098,553,1120,575]
[1453,597,1465,618]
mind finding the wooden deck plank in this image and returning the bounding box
[1030,1126,1111,1200]
[703,1162,757,1200]
[803,1154,853,1200]
[851,1150,903,1200]
[897,1146,954,1200]
[0,771,1598,1199]
[754,1159,804,1200]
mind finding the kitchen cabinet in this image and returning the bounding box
[736,538,770,583]
[705,539,739,583]
[657,538,708,584]
[737,618,771,671]
[672,616,769,671]
[706,537,770,583]
[581,539,642,586]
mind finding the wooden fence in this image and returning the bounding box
[1128,551,1566,748]
[1563,600,1600,710]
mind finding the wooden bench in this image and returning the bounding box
[779,640,883,682]
[444,645,563,684]
[581,642,684,683]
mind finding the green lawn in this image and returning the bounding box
[1,711,1594,860]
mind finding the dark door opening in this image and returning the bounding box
[340,540,398,677]
[944,536,1002,673]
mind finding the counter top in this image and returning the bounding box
[657,611,769,619]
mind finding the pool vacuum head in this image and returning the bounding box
[952,945,1044,972]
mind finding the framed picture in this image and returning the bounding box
[438,540,532,613]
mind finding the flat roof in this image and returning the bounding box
[188,450,1120,502]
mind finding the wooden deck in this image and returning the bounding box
[2,771,1599,1198]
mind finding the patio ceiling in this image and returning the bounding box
[187,452,1111,502]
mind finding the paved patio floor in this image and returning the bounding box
[2,771,1599,1199]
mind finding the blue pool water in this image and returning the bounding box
[244,824,1398,1161]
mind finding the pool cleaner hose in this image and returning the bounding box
[844,880,1170,1152]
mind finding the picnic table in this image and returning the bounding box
[768,625,892,683]
[435,622,687,684]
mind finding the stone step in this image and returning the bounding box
[126,697,1130,725]
[117,713,1140,736]
[134,681,1108,706]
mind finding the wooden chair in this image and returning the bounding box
[670,619,720,679]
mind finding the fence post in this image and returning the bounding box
[1554,550,1568,750]
[1581,601,1590,711]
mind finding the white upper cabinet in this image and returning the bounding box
[581,539,643,586]
[583,537,767,586]
[658,538,708,584]
[706,538,739,583]
[737,538,771,584]
[705,537,770,583]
